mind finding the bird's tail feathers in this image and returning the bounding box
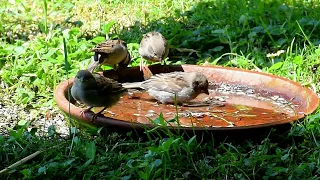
[122,82,143,89]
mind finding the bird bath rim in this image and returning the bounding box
[53,64,319,131]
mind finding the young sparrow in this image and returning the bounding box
[139,31,169,70]
[87,40,131,72]
[71,70,126,120]
[122,71,209,104]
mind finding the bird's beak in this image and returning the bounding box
[153,56,162,62]
[203,89,209,95]
[78,77,84,82]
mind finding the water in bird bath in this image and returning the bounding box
[90,81,301,128]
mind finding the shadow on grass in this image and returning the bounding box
[95,0,320,144]
[117,0,320,67]
[97,121,294,146]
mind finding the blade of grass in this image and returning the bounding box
[43,0,48,34]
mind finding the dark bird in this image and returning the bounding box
[71,70,126,120]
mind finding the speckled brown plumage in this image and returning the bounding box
[87,40,131,72]
[122,71,209,104]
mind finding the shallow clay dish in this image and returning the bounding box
[54,65,319,131]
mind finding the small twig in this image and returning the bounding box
[0,144,62,174]
[0,151,43,174]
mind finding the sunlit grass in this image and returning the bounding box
[1,0,320,179]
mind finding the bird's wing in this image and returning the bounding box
[140,34,154,52]
[91,40,120,53]
[142,72,188,93]
[118,51,131,67]
[147,45,155,54]
[93,74,125,94]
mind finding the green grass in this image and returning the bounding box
[1,0,320,179]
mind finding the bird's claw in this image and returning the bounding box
[142,65,153,80]
[139,57,144,71]
[80,110,86,118]
[91,113,99,122]
[90,107,107,122]
[162,61,170,73]
[80,108,92,119]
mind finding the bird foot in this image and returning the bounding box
[91,107,107,122]
[142,65,153,80]
[113,65,120,72]
[91,113,100,122]
[162,62,171,73]
[80,108,93,119]
[139,57,145,71]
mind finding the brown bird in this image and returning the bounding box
[139,31,169,70]
[122,71,209,104]
[71,70,126,120]
[87,39,131,72]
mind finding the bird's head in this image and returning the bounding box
[74,70,96,88]
[191,72,210,95]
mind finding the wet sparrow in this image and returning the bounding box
[122,71,209,104]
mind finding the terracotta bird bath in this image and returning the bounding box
[54,64,319,131]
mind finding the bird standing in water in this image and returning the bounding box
[122,71,209,104]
